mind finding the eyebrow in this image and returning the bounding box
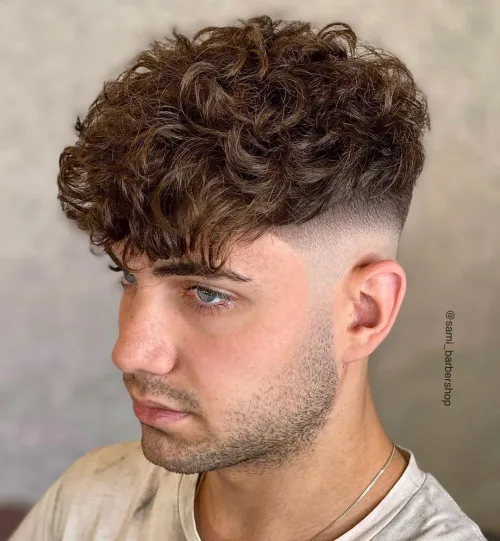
[107,250,253,283]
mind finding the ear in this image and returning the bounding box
[338,260,406,364]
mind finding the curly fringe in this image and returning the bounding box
[57,15,430,273]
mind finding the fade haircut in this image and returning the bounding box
[57,15,430,274]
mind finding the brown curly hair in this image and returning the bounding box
[57,15,430,274]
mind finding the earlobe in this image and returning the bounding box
[343,260,406,363]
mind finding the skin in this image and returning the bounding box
[111,225,410,541]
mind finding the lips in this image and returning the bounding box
[132,398,190,426]
[134,397,184,412]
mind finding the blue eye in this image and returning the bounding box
[108,264,235,316]
[181,284,235,315]
[108,264,137,288]
[121,270,136,286]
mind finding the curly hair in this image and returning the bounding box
[57,15,430,274]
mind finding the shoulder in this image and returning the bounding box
[54,441,183,538]
[9,440,181,541]
[414,473,486,539]
[63,440,148,480]
[382,469,487,540]
[58,441,183,534]
[58,439,172,502]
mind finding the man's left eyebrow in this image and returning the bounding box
[151,260,252,283]
[107,250,253,283]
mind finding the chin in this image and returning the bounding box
[139,423,205,475]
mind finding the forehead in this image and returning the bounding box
[110,232,301,283]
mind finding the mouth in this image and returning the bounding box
[132,396,186,412]
[130,395,190,426]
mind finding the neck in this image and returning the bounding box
[194,366,409,541]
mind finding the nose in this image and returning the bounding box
[111,291,179,376]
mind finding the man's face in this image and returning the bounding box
[111,233,340,474]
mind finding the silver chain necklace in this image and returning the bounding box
[308,443,396,540]
[194,443,396,541]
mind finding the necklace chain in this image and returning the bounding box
[308,443,396,540]
[194,443,397,541]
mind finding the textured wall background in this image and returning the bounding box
[1,0,499,533]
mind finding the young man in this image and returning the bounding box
[10,15,486,541]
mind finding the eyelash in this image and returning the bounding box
[108,265,235,316]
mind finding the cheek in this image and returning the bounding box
[192,305,308,401]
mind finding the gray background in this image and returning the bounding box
[1,0,499,533]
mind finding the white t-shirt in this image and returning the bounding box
[9,440,486,541]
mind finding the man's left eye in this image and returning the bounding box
[122,271,136,284]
